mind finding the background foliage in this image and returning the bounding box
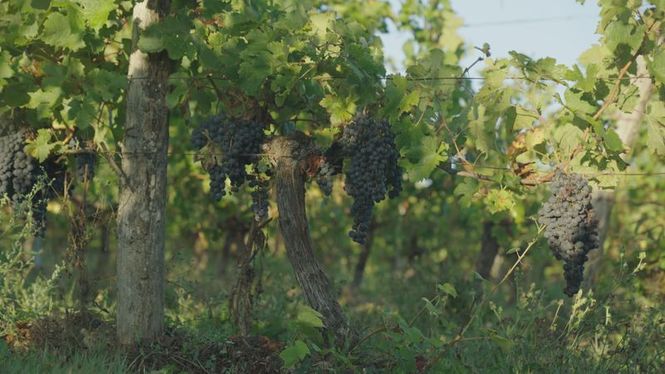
[1,0,664,372]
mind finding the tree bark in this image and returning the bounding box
[116,0,171,345]
[475,221,499,280]
[267,134,349,344]
[585,57,653,286]
[230,222,265,336]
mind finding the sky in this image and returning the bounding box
[381,0,601,75]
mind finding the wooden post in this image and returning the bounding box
[116,0,171,345]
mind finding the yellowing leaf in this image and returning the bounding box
[485,189,516,214]
[24,129,58,162]
[309,12,334,39]
[525,128,545,148]
[296,306,324,329]
[320,95,356,125]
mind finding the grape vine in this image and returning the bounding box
[69,139,97,184]
[339,116,403,244]
[248,175,270,222]
[316,159,334,196]
[75,153,96,183]
[538,171,599,296]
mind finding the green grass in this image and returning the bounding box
[1,344,128,374]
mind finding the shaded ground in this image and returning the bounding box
[2,311,284,373]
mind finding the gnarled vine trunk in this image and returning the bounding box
[351,221,375,290]
[267,135,349,343]
[116,0,171,345]
[475,221,500,280]
[230,222,265,336]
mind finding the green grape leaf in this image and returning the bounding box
[564,89,595,115]
[66,97,98,130]
[553,123,584,155]
[26,87,62,119]
[296,306,324,329]
[0,82,31,106]
[454,178,478,207]
[137,35,164,53]
[309,12,335,39]
[400,90,420,114]
[280,340,310,368]
[578,44,611,66]
[384,76,420,117]
[320,95,356,126]
[25,129,58,162]
[84,69,127,101]
[505,105,539,130]
[238,53,272,96]
[603,129,624,152]
[404,136,447,182]
[138,15,196,59]
[645,102,665,155]
[566,64,599,91]
[197,43,219,69]
[605,21,644,53]
[468,104,491,153]
[32,0,51,10]
[649,48,665,84]
[437,282,458,298]
[0,51,14,79]
[41,12,85,51]
[76,0,115,30]
[383,76,406,116]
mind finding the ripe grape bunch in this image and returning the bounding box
[538,170,599,296]
[341,116,402,244]
[248,176,269,222]
[0,130,63,236]
[316,159,334,196]
[191,115,268,219]
[0,130,43,202]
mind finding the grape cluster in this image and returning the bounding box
[249,176,269,222]
[340,116,402,244]
[191,115,267,202]
[316,159,334,196]
[1,130,39,201]
[538,171,599,296]
[0,130,64,236]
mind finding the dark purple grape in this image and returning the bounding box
[339,116,402,244]
[538,171,599,296]
[1,129,65,237]
[191,115,267,207]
